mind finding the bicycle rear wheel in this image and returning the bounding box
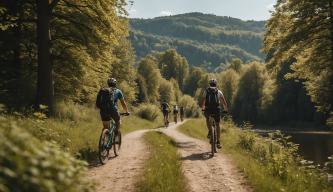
[98,128,111,164]
[113,131,122,156]
[210,118,217,156]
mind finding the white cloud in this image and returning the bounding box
[159,10,173,16]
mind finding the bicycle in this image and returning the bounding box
[162,110,170,128]
[98,112,129,164]
[204,110,228,157]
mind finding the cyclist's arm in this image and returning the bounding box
[219,95,228,112]
[202,90,206,110]
[120,98,129,113]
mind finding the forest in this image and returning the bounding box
[0,0,333,191]
[130,12,265,71]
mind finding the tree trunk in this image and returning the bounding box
[36,0,54,115]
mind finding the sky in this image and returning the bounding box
[126,0,276,21]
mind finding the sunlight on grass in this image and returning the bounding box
[137,131,187,192]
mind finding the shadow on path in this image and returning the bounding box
[181,152,212,161]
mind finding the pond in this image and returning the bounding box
[254,130,333,164]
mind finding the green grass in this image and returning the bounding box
[137,131,187,192]
[178,119,333,192]
[4,103,163,163]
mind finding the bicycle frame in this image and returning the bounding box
[105,120,116,149]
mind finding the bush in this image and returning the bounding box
[135,103,160,121]
[54,101,95,122]
[0,117,93,192]
[179,95,200,117]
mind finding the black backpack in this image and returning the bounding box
[96,88,115,112]
[161,103,168,111]
[205,87,220,109]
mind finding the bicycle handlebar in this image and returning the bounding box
[120,112,130,116]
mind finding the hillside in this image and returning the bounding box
[130,12,266,71]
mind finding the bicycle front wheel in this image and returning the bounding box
[98,128,111,164]
[113,131,122,156]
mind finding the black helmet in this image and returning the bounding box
[107,78,117,87]
[209,79,217,87]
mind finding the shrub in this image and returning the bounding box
[135,103,160,121]
[179,95,200,117]
[54,101,96,122]
[0,117,93,192]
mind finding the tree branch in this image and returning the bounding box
[49,0,61,11]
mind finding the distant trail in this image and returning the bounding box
[87,122,251,192]
[159,123,252,192]
[87,130,150,192]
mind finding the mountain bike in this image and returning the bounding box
[207,113,218,156]
[98,112,129,164]
[174,112,178,124]
[163,110,170,128]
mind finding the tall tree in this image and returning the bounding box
[35,0,60,114]
[264,0,333,123]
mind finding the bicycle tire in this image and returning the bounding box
[98,128,111,164]
[113,131,122,156]
[210,117,217,156]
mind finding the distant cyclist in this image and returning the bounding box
[173,105,179,123]
[161,100,170,126]
[180,106,185,122]
[201,79,228,149]
[96,78,129,133]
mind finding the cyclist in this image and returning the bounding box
[96,78,129,133]
[180,106,185,122]
[161,100,170,125]
[173,105,179,123]
[201,79,228,149]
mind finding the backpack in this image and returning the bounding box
[173,106,178,113]
[96,88,115,112]
[161,103,168,111]
[205,87,220,110]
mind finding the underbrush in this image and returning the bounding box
[137,131,187,192]
[2,102,162,163]
[0,117,93,192]
[135,103,161,121]
[178,119,333,192]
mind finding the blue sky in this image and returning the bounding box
[126,0,276,21]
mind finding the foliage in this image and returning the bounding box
[130,12,265,71]
[179,95,200,117]
[264,0,333,125]
[138,131,187,192]
[159,78,175,103]
[135,103,161,121]
[0,0,133,109]
[0,117,93,192]
[137,56,162,103]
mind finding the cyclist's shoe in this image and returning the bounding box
[217,141,222,149]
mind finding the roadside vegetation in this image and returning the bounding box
[178,119,333,192]
[137,131,187,192]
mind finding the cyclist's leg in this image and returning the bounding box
[100,111,111,129]
[110,110,121,133]
[213,110,221,146]
[205,111,212,138]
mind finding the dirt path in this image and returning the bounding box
[88,122,251,192]
[87,129,150,192]
[159,123,251,192]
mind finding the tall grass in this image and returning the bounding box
[178,119,333,192]
[137,131,188,192]
[4,101,163,162]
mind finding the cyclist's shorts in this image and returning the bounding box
[100,110,120,122]
[204,109,221,123]
[162,110,169,116]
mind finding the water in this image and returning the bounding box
[254,130,333,164]
[286,131,333,164]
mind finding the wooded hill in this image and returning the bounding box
[130,12,265,71]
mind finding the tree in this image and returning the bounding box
[35,0,61,114]
[264,0,333,123]
[184,67,205,96]
[158,49,189,89]
[137,56,161,102]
